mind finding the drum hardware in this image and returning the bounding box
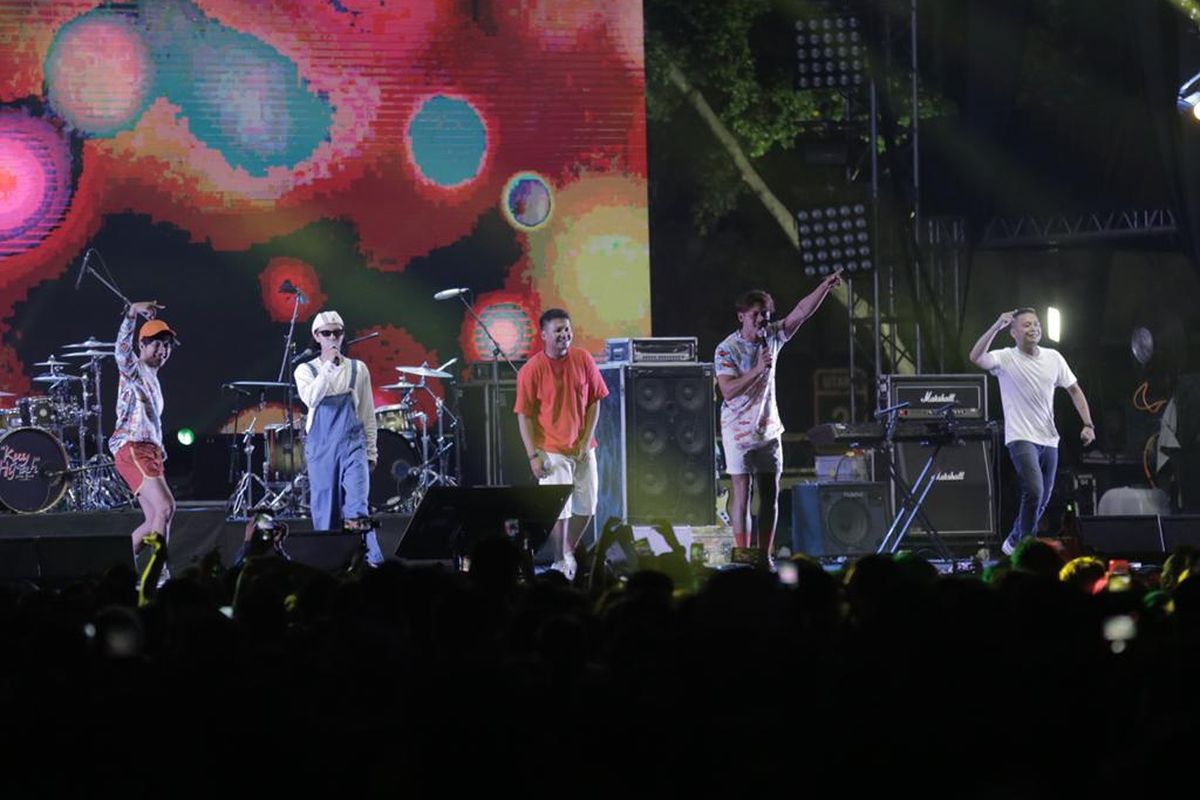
[33,357,71,368]
[32,374,84,383]
[227,417,273,519]
[375,359,461,510]
[380,381,418,391]
[394,364,453,380]
[62,352,114,362]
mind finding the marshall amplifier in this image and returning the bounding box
[883,374,988,420]
[605,337,698,364]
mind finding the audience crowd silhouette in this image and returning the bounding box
[2,523,1198,798]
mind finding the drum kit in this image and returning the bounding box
[223,361,459,520]
[0,338,133,514]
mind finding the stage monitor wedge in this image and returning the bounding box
[394,485,570,562]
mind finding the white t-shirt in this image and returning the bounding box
[715,324,787,449]
[987,346,1078,447]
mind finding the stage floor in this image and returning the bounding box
[0,503,414,572]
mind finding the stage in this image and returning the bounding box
[0,503,414,581]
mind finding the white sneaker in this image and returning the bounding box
[549,553,577,581]
[1001,537,1016,557]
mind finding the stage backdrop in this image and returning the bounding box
[0,0,649,440]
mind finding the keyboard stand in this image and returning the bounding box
[874,406,955,560]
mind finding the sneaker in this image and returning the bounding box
[1001,536,1017,557]
[549,553,577,582]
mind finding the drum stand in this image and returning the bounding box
[227,420,271,518]
[71,351,132,510]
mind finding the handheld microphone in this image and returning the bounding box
[433,287,469,301]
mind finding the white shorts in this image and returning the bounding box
[723,435,782,476]
[539,449,598,520]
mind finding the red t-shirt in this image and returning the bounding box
[513,348,609,454]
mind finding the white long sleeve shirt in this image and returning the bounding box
[294,357,378,462]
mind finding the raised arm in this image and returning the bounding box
[969,311,1014,370]
[115,300,164,381]
[780,270,843,341]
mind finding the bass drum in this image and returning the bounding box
[369,430,421,512]
[0,427,69,513]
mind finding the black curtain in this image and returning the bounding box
[1129,0,1200,279]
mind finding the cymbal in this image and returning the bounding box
[63,338,115,348]
[0,390,14,397]
[395,365,451,379]
[34,356,71,367]
[62,350,114,358]
[381,381,417,391]
[32,374,83,383]
[227,380,293,389]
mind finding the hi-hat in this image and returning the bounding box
[63,350,114,359]
[63,338,115,348]
[395,365,451,379]
[32,374,83,383]
[381,381,418,391]
[34,356,71,367]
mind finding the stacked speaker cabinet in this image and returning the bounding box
[883,374,996,540]
[596,363,717,526]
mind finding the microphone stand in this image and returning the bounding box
[275,290,306,514]
[454,293,521,485]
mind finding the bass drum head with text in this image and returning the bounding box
[0,427,69,513]
[369,430,420,512]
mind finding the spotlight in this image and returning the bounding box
[1177,70,1200,120]
[796,202,873,276]
[794,12,866,91]
[176,427,195,446]
[1046,307,1061,342]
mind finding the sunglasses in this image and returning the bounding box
[317,329,344,338]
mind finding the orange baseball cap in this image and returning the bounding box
[139,319,180,344]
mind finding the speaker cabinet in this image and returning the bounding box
[892,440,995,538]
[458,381,536,487]
[791,482,889,556]
[596,363,717,526]
[1078,515,1164,556]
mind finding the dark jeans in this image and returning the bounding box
[1006,440,1058,542]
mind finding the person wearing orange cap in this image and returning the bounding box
[109,300,179,572]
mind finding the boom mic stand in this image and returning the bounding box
[452,292,521,485]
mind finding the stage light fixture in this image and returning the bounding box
[796,202,873,277]
[176,427,195,446]
[794,13,866,91]
[1046,307,1061,342]
[1177,70,1200,121]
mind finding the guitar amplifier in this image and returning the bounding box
[883,374,988,420]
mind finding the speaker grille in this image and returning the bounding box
[596,364,717,526]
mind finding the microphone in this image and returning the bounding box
[74,249,93,290]
[290,347,315,365]
[345,331,380,346]
[433,287,469,301]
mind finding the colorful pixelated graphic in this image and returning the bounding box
[0,1,649,442]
